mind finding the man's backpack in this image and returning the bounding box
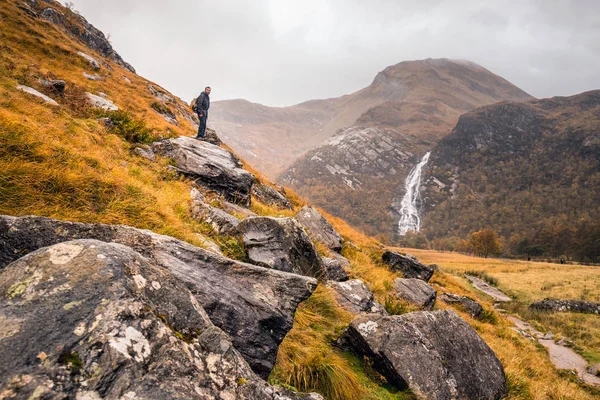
[190,97,198,112]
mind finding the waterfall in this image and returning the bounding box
[397,152,431,236]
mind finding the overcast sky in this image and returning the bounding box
[65,0,600,106]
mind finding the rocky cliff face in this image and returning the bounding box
[421,90,600,255]
[20,0,135,73]
[279,59,533,239]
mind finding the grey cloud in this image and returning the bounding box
[66,0,600,106]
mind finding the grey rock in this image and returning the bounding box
[97,117,114,129]
[83,72,102,81]
[40,7,63,24]
[149,84,175,103]
[329,279,386,314]
[589,363,600,376]
[86,92,118,111]
[0,240,320,399]
[0,215,317,379]
[529,298,600,315]
[295,206,343,252]
[440,293,483,317]
[382,250,434,281]
[17,2,38,17]
[77,51,101,70]
[16,85,58,106]
[252,183,292,209]
[321,256,350,282]
[394,278,437,310]
[198,128,223,146]
[237,217,326,279]
[329,252,351,269]
[40,79,66,94]
[152,137,255,206]
[190,188,240,235]
[343,311,508,400]
[221,199,257,218]
[133,145,156,162]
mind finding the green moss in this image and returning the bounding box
[63,300,84,311]
[58,350,83,373]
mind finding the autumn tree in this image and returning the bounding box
[468,229,503,258]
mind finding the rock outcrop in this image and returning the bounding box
[152,137,255,206]
[329,279,386,314]
[0,215,317,378]
[529,298,600,315]
[190,189,240,235]
[321,257,350,282]
[252,183,292,209]
[343,311,508,400]
[440,293,483,317]
[295,206,343,252]
[382,251,434,281]
[32,0,136,72]
[393,278,437,310]
[237,217,326,279]
[0,239,320,399]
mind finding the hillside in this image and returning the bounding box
[1,2,599,400]
[421,91,600,261]
[279,59,533,240]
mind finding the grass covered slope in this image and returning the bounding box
[1,1,599,399]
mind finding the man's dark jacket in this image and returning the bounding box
[196,91,210,116]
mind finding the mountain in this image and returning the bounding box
[277,59,533,239]
[421,90,600,261]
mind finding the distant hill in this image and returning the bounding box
[421,90,600,261]
[278,59,533,240]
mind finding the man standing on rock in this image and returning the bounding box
[195,86,211,139]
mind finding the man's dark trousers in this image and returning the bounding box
[197,113,207,138]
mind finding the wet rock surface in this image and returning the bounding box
[529,298,600,314]
[295,206,343,252]
[0,215,317,379]
[382,251,434,281]
[0,239,320,399]
[343,310,508,400]
[321,257,350,282]
[394,278,437,310]
[440,293,483,317]
[329,279,386,314]
[237,217,326,279]
[152,137,255,206]
[252,183,292,209]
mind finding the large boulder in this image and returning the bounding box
[0,215,317,379]
[329,279,386,314]
[382,251,434,281]
[0,240,321,399]
[252,183,292,209]
[529,298,600,315]
[440,293,483,317]
[343,311,508,400]
[321,256,350,282]
[237,217,326,279]
[152,137,255,206]
[295,206,343,252]
[394,278,437,310]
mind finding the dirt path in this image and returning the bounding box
[467,275,600,387]
[466,275,511,302]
